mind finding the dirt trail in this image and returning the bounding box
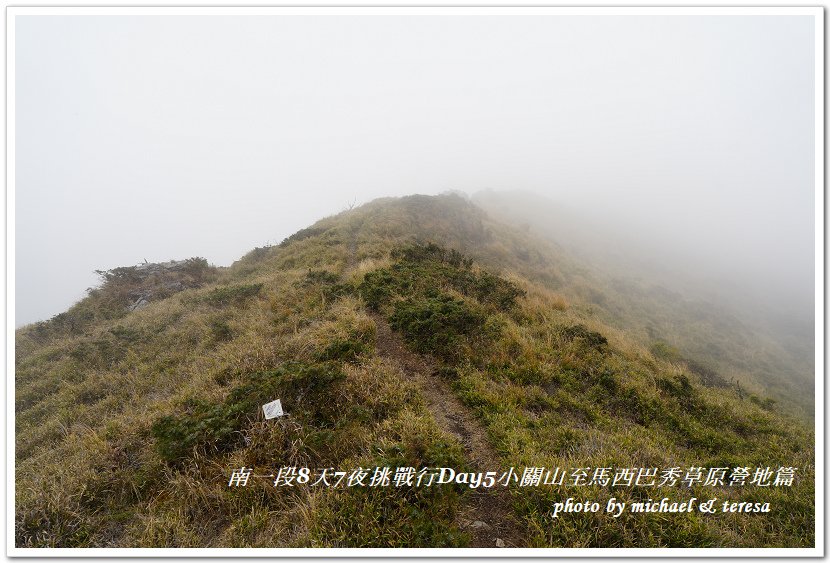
[345,225,524,547]
[371,314,526,548]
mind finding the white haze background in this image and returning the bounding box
[15,14,815,331]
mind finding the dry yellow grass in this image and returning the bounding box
[15,194,814,548]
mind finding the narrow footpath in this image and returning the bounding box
[372,314,526,548]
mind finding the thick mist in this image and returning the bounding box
[15,13,816,329]
[473,189,814,342]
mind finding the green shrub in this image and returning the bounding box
[152,362,346,464]
[178,257,215,283]
[391,242,473,269]
[151,399,248,464]
[230,362,346,427]
[463,270,525,311]
[684,357,729,388]
[652,341,728,388]
[650,340,682,361]
[749,394,777,411]
[108,325,142,343]
[303,270,340,286]
[359,269,398,310]
[240,245,274,263]
[205,283,263,306]
[599,384,663,426]
[389,293,486,360]
[68,337,125,369]
[317,339,369,363]
[656,373,692,398]
[656,374,704,415]
[490,362,546,385]
[595,368,618,392]
[300,270,351,300]
[279,226,325,247]
[561,324,608,348]
[359,242,524,314]
[210,319,233,342]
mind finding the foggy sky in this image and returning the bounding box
[14,13,816,327]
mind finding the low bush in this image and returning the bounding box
[300,270,352,300]
[151,362,345,464]
[656,374,703,414]
[359,242,524,314]
[652,341,728,388]
[279,226,325,247]
[317,339,369,363]
[561,324,608,348]
[205,283,263,306]
[389,293,487,360]
[210,319,234,342]
[151,398,249,464]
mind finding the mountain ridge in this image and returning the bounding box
[15,192,814,548]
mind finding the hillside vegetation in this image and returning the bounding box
[15,194,814,548]
[472,189,814,420]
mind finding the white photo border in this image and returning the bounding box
[5,5,824,559]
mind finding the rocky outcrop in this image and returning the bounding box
[121,259,215,312]
[135,260,192,275]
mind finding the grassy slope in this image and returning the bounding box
[15,194,814,548]
[472,189,814,419]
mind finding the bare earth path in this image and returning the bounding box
[371,314,526,548]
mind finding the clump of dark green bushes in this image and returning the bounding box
[561,324,608,349]
[651,340,729,388]
[361,242,525,314]
[389,292,488,361]
[152,362,345,464]
[359,242,524,360]
[279,226,326,247]
[300,269,352,300]
[204,283,263,306]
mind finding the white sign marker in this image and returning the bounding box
[262,399,285,419]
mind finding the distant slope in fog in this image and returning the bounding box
[472,189,814,418]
